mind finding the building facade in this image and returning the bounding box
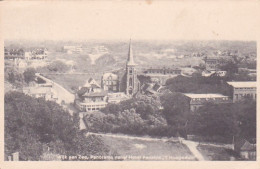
[144,67,181,75]
[183,93,232,112]
[227,81,257,102]
[23,86,58,102]
[75,78,107,112]
[101,73,119,92]
[204,56,219,71]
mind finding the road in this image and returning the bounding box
[182,140,205,161]
[36,73,75,104]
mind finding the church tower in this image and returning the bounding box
[126,39,139,96]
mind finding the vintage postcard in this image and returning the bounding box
[0,1,259,169]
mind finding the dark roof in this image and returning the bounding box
[240,140,256,151]
[152,83,161,92]
[235,139,256,152]
[77,87,90,96]
[88,78,94,83]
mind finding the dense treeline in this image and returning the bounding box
[188,100,256,143]
[84,95,173,137]
[165,74,233,96]
[5,92,109,160]
[84,90,256,144]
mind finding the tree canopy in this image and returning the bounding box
[5,92,109,160]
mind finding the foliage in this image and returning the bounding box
[85,95,168,137]
[23,68,36,84]
[137,75,152,86]
[188,100,256,143]
[160,92,190,136]
[4,67,24,87]
[166,75,233,96]
[5,92,109,160]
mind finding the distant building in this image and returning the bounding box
[4,48,25,59]
[234,139,256,160]
[23,86,58,102]
[144,67,181,75]
[202,70,227,77]
[64,45,82,54]
[204,56,219,71]
[107,92,129,104]
[101,73,119,92]
[14,58,28,69]
[75,78,107,112]
[141,83,163,96]
[31,48,48,59]
[183,93,232,111]
[227,81,257,102]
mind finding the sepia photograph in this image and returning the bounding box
[0,0,259,167]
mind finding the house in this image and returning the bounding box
[144,67,182,75]
[64,45,83,54]
[4,48,25,60]
[204,56,219,71]
[75,78,108,112]
[227,81,257,102]
[202,70,226,77]
[101,73,119,92]
[141,83,163,96]
[23,86,58,102]
[234,139,256,160]
[183,93,232,112]
[14,58,28,69]
[107,92,129,104]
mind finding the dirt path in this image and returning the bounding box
[182,140,205,161]
[86,132,177,142]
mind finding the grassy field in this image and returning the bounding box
[101,135,195,161]
[43,73,103,93]
[197,144,236,161]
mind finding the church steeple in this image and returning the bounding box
[127,39,137,66]
[125,39,139,96]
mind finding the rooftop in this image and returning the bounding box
[184,93,229,99]
[227,81,257,88]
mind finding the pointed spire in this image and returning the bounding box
[127,39,137,66]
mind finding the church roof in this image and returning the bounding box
[127,39,137,66]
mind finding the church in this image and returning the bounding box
[101,39,140,96]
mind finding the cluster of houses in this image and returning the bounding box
[5,47,48,60]
[5,47,48,69]
[23,77,58,103]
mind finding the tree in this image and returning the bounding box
[188,100,256,143]
[5,92,109,160]
[160,92,190,136]
[23,68,36,84]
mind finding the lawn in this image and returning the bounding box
[197,144,237,161]
[101,135,195,161]
[43,73,103,93]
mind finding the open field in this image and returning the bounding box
[100,135,195,161]
[43,73,103,93]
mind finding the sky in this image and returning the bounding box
[1,1,259,41]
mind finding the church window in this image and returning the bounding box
[129,77,132,86]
